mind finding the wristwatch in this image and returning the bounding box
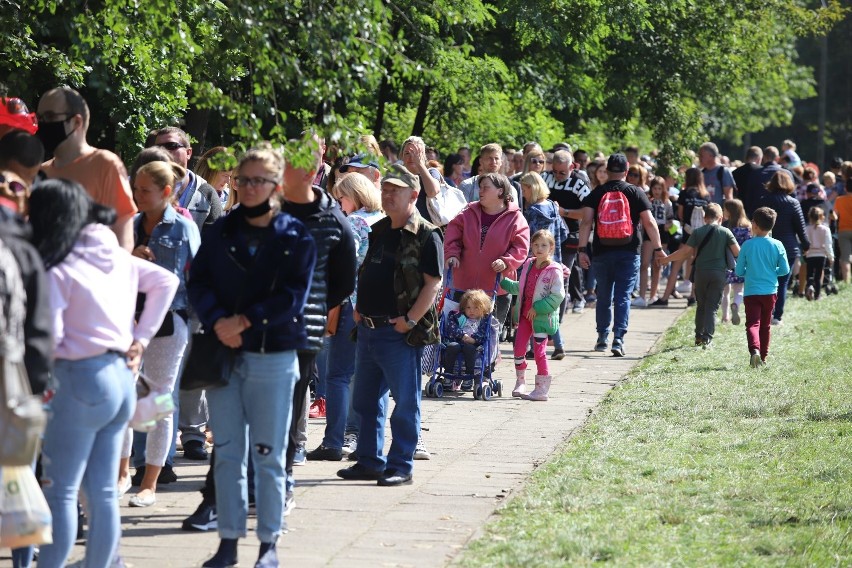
[405,317,417,330]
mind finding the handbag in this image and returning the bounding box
[426,180,467,227]
[0,465,53,548]
[130,373,175,432]
[0,358,47,466]
[178,330,234,391]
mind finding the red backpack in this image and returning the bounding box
[596,183,633,245]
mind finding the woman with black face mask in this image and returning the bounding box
[187,144,317,568]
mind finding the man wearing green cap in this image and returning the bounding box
[337,164,443,486]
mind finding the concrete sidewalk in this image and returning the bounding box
[2,298,685,568]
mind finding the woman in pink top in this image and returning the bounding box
[28,179,178,568]
[444,173,530,338]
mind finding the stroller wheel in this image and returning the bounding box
[494,380,503,397]
[474,385,482,400]
[482,385,492,401]
[424,382,434,397]
[434,382,444,398]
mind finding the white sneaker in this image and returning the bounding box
[572,301,585,314]
[631,297,647,308]
[676,281,693,294]
[342,433,358,456]
[283,491,295,516]
[771,318,783,326]
[414,436,431,460]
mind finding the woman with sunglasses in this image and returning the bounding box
[510,150,547,184]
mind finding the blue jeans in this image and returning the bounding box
[352,323,422,475]
[321,301,370,448]
[592,250,641,340]
[39,353,135,568]
[774,248,798,321]
[206,350,298,543]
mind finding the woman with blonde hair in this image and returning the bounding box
[118,160,201,506]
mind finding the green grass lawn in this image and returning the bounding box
[461,289,852,567]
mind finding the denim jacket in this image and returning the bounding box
[134,205,201,310]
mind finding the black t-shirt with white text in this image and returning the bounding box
[541,171,591,242]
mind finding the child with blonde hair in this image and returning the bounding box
[442,289,493,384]
[500,230,565,401]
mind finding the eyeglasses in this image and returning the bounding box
[627,172,641,178]
[157,142,187,151]
[530,159,546,165]
[233,175,277,188]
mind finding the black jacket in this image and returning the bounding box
[280,188,356,352]
[759,192,810,257]
[188,209,317,353]
[0,207,52,393]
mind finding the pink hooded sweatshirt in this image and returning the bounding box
[48,223,178,360]
[444,201,530,294]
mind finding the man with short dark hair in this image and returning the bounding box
[37,87,136,250]
[698,142,735,205]
[337,164,442,486]
[733,146,763,211]
[745,146,793,217]
[0,130,44,186]
[149,126,223,235]
[577,153,666,357]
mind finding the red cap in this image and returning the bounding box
[0,98,38,134]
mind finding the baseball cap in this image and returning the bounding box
[0,98,38,134]
[339,153,379,172]
[606,153,628,173]
[381,164,418,188]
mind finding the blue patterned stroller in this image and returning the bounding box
[423,268,503,400]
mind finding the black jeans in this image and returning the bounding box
[806,256,827,298]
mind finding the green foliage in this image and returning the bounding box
[460,289,852,566]
[0,0,847,164]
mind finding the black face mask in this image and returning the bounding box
[36,119,72,156]
[240,200,272,218]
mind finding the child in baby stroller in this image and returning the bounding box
[424,270,503,400]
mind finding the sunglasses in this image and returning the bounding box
[530,159,546,165]
[627,172,641,177]
[157,142,187,151]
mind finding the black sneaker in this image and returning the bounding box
[306,445,343,461]
[650,298,668,306]
[130,466,145,487]
[183,440,209,461]
[551,348,566,360]
[687,297,696,307]
[182,500,218,531]
[611,338,625,357]
[158,464,178,484]
[594,333,608,352]
[525,349,534,360]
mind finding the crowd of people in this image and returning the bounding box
[0,87,849,567]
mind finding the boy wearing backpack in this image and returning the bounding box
[578,153,667,357]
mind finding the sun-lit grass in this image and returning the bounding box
[459,288,852,567]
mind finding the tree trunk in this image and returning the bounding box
[184,105,211,170]
[411,84,431,137]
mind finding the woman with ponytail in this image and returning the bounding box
[28,179,178,568]
[116,160,201,507]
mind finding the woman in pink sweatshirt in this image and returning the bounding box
[444,172,530,339]
[28,179,178,568]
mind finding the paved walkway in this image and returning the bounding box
[1,298,685,568]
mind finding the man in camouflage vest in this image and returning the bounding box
[337,164,443,486]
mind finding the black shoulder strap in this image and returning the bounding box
[694,226,715,259]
